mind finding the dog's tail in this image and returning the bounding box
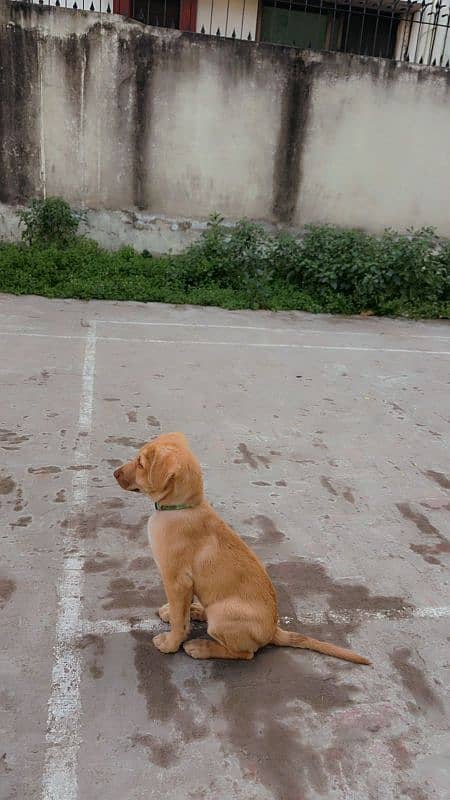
[271,627,370,665]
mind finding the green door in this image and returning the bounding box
[261,6,328,49]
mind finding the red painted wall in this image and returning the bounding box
[113,0,197,30]
[113,0,131,15]
[179,0,197,31]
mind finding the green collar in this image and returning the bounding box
[154,501,193,511]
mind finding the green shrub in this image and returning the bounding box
[1,199,449,318]
[18,197,84,247]
[279,224,450,310]
[173,215,275,290]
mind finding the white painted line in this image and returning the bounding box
[409,606,450,620]
[97,336,450,357]
[0,331,84,340]
[2,330,450,356]
[96,319,450,342]
[41,322,96,800]
[279,604,450,626]
[80,604,450,639]
[80,618,164,636]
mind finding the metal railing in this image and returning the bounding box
[130,0,257,39]
[130,0,179,28]
[398,0,450,64]
[17,0,112,11]
[11,0,450,66]
[128,0,450,64]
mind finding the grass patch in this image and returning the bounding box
[1,201,450,318]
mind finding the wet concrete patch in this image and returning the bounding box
[61,503,148,542]
[0,428,30,446]
[397,503,440,537]
[343,489,355,504]
[83,554,123,573]
[131,632,209,762]
[10,515,32,528]
[119,513,150,542]
[128,556,153,571]
[28,466,61,475]
[390,647,444,716]
[77,634,105,680]
[147,416,160,427]
[410,539,450,565]
[400,785,428,800]
[105,435,147,449]
[421,499,450,511]
[397,502,450,565]
[234,443,271,470]
[101,497,125,509]
[132,632,179,720]
[321,477,356,505]
[103,458,123,469]
[423,470,450,490]
[268,559,409,648]
[14,488,25,511]
[0,474,15,494]
[27,370,51,386]
[387,735,415,770]
[127,411,137,423]
[0,577,16,607]
[61,509,121,539]
[0,751,12,774]
[102,577,162,610]
[211,647,359,800]
[130,733,179,767]
[54,489,66,503]
[321,476,338,496]
[244,515,286,545]
[321,703,397,797]
[388,402,406,417]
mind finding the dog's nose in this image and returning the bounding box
[114,467,122,480]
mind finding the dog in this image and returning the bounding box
[114,432,370,664]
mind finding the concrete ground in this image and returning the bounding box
[1,294,449,800]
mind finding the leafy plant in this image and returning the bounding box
[18,197,84,247]
[2,199,449,318]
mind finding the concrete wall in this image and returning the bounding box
[0,202,210,252]
[1,3,450,250]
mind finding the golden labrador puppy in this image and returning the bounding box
[114,432,370,664]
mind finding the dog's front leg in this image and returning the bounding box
[153,575,193,654]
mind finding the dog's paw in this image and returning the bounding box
[157,604,171,623]
[183,640,211,659]
[153,633,180,654]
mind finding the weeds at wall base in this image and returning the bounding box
[1,201,450,319]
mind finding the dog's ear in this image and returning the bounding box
[146,445,179,498]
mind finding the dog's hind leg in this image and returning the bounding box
[183,639,254,660]
[183,611,260,660]
[158,601,206,623]
[190,602,207,621]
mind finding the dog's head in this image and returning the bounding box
[113,432,203,506]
